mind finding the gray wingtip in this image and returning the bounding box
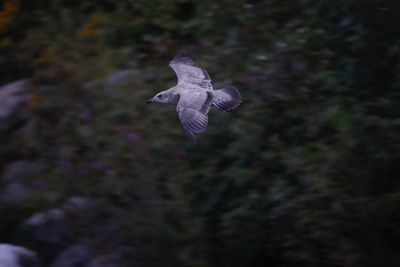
[171,50,196,66]
[183,128,196,142]
[213,86,242,111]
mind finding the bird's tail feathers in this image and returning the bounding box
[212,86,242,111]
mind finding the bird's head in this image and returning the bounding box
[146,90,173,104]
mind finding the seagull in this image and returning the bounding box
[147,51,242,141]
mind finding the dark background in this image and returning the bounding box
[1,0,400,266]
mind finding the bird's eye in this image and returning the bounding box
[158,95,162,98]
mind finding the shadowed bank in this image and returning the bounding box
[0,1,400,267]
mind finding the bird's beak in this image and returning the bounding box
[146,98,153,104]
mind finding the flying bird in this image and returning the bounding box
[147,51,242,141]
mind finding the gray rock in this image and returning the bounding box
[87,255,120,267]
[26,196,96,228]
[0,182,28,203]
[106,69,139,86]
[63,196,98,216]
[1,160,45,182]
[25,196,99,245]
[26,209,65,227]
[50,243,92,267]
[0,80,28,119]
[83,69,160,93]
[50,243,121,267]
[25,209,67,244]
[0,244,41,267]
[0,160,45,203]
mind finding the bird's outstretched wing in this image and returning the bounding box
[169,51,212,89]
[176,90,213,141]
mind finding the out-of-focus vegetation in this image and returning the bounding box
[1,0,400,266]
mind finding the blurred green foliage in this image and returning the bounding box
[1,0,400,266]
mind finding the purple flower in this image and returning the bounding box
[57,157,71,171]
[32,179,47,191]
[92,162,108,172]
[126,132,140,142]
[291,62,306,74]
[175,148,187,159]
[79,105,92,122]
